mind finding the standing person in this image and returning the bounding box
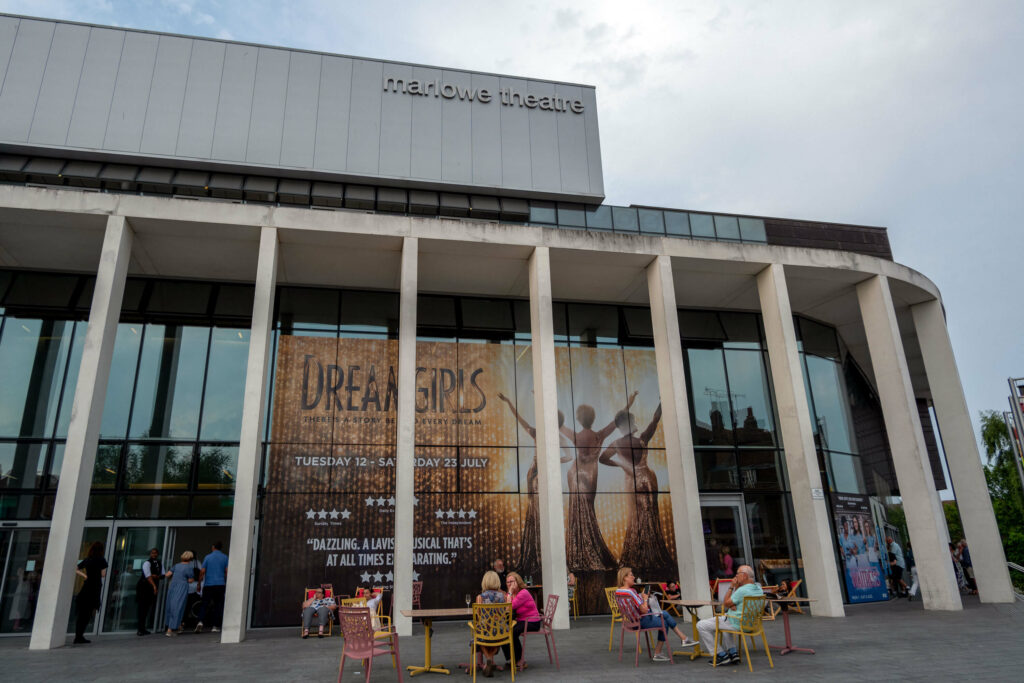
[136,547,163,636]
[74,541,107,644]
[163,551,195,636]
[614,567,698,662]
[194,541,228,633]
[500,572,541,671]
[560,392,638,572]
[720,547,735,577]
[696,564,764,665]
[886,536,908,598]
[949,542,968,592]
[957,539,977,594]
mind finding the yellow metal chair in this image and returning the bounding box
[712,596,773,672]
[568,585,579,620]
[604,587,622,651]
[468,602,516,683]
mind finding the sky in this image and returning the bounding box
[1,0,1021,453]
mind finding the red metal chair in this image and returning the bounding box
[521,594,560,670]
[412,581,423,609]
[615,594,673,667]
[337,606,402,683]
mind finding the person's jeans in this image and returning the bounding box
[501,620,541,663]
[199,585,226,627]
[639,613,674,641]
[302,606,330,630]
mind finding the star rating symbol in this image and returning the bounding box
[412,571,421,581]
[435,509,445,519]
[360,572,371,583]
[468,509,478,519]
[365,496,376,506]
[376,497,386,506]
[457,508,467,519]
[446,508,456,519]
[385,571,394,582]
[413,497,419,506]
[305,509,316,520]
[317,509,327,519]
[387,496,396,506]
[373,572,383,582]
[329,509,340,520]
[340,509,351,520]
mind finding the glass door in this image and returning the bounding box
[700,495,753,590]
[102,526,166,633]
[0,527,48,633]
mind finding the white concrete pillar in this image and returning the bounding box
[528,246,570,629]
[222,226,278,643]
[757,264,845,616]
[30,215,132,650]
[911,298,1015,602]
[393,236,418,637]
[856,275,961,611]
[645,256,710,612]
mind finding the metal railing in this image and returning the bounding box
[1008,562,1024,600]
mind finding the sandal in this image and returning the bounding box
[302,630,309,639]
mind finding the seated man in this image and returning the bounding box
[301,587,336,638]
[696,564,764,665]
[615,567,699,662]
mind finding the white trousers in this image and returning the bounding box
[697,615,735,655]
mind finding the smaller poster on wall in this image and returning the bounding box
[832,493,889,603]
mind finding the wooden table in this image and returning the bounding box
[662,599,721,660]
[400,608,473,676]
[768,597,816,655]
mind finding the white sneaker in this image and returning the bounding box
[679,638,699,647]
[652,653,670,662]
[211,626,220,632]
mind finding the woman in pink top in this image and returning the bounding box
[501,572,541,669]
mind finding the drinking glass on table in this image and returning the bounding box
[465,593,472,607]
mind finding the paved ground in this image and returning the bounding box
[2,596,1022,682]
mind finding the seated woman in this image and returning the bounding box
[474,570,508,678]
[615,567,697,661]
[501,572,541,670]
[301,587,336,638]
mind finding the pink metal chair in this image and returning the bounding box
[521,593,560,670]
[615,594,673,667]
[337,606,402,683]
[412,581,423,609]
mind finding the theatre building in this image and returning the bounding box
[0,15,1013,648]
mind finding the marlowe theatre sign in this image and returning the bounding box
[383,76,585,114]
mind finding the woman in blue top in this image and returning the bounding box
[163,551,195,636]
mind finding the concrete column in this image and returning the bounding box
[645,256,710,612]
[757,264,845,616]
[393,236,418,637]
[528,246,570,629]
[30,216,132,650]
[856,275,961,610]
[222,227,278,643]
[911,298,1015,602]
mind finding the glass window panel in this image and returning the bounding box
[567,304,619,345]
[418,296,457,328]
[584,205,613,230]
[0,318,74,437]
[90,444,121,489]
[0,270,12,303]
[713,215,741,240]
[690,213,715,239]
[129,325,208,439]
[0,442,47,489]
[744,493,798,582]
[694,450,738,490]
[197,446,238,490]
[276,287,339,331]
[528,201,556,224]
[686,348,733,445]
[829,451,866,493]
[0,528,49,632]
[191,495,234,518]
[4,273,79,308]
[611,206,639,233]
[719,312,762,348]
[199,328,249,440]
[798,317,840,360]
[86,494,116,518]
[341,291,399,336]
[120,279,146,312]
[213,284,255,318]
[622,307,653,339]
[145,280,213,315]
[725,350,776,446]
[100,323,144,438]
[638,209,665,234]
[557,203,586,227]
[55,321,87,438]
[123,444,193,490]
[805,355,855,454]
[460,299,513,331]
[678,310,726,341]
[664,211,690,236]
[739,450,786,490]
[739,217,767,242]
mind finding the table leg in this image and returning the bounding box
[769,610,815,656]
[407,618,452,675]
[671,607,705,660]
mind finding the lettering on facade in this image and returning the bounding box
[383,77,585,114]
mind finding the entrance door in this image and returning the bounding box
[165,526,232,630]
[700,495,753,586]
[102,526,166,633]
[0,527,48,634]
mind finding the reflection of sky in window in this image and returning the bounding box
[129,325,208,439]
[200,328,249,441]
[805,355,855,454]
[724,350,774,433]
[687,348,733,431]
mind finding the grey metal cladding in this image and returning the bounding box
[346,58,382,175]
[103,31,159,152]
[176,39,225,158]
[313,55,353,172]
[140,35,191,156]
[211,42,258,162]
[0,17,604,199]
[378,62,412,179]
[67,27,125,149]
[280,50,321,168]
[246,47,290,166]
[0,19,55,142]
[28,23,90,146]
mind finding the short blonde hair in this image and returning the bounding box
[617,566,632,587]
[481,571,501,592]
[181,551,194,562]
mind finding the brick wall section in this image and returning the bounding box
[765,218,893,260]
